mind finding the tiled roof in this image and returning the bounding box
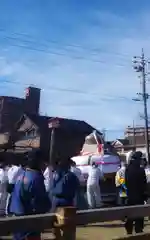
[117,138,130,145]
[17,113,98,135]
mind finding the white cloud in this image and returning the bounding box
[1,9,150,139]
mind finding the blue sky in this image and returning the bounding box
[0,0,150,140]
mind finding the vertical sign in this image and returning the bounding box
[48,118,60,166]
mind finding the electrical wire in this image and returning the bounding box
[0,28,132,60]
[0,38,129,67]
[0,79,143,104]
[0,28,133,67]
[0,30,143,117]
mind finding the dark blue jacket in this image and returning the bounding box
[51,170,79,207]
[9,168,51,215]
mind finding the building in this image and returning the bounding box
[125,126,149,153]
[112,126,150,153]
[0,86,41,133]
[0,86,103,165]
[11,113,97,164]
[111,138,130,153]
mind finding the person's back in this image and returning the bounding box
[87,165,102,186]
[115,165,126,186]
[115,163,127,201]
[51,168,79,209]
[70,165,86,209]
[10,149,51,240]
[10,167,50,216]
[70,160,85,184]
[125,161,147,204]
[71,166,83,181]
[125,151,147,235]
[86,163,103,208]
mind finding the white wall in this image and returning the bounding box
[136,147,146,154]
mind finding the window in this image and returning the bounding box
[28,129,36,137]
[25,128,37,138]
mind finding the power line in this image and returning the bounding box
[0,79,143,104]
[1,35,129,61]
[0,29,132,67]
[0,28,131,60]
[0,38,130,67]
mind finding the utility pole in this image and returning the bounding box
[132,49,150,164]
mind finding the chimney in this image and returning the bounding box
[24,86,41,115]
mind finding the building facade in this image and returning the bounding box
[125,126,149,153]
[13,113,97,164]
[0,86,41,133]
[112,126,150,153]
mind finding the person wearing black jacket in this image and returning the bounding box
[125,151,147,234]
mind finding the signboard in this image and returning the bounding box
[48,117,60,128]
[25,88,30,97]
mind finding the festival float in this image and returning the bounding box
[71,130,121,203]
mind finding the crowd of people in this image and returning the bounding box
[0,149,149,239]
[0,149,104,240]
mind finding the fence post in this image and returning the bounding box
[56,207,76,240]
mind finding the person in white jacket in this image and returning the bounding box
[87,162,104,208]
[7,164,21,184]
[6,163,21,215]
[43,165,54,201]
[70,161,84,184]
[0,162,8,216]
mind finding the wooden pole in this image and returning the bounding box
[49,127,55,167]
[55,207,76,240]
[48,118,60,167]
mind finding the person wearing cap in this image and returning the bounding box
[87,161,104,208]
[125,151,147,235]
[9,149,51,240]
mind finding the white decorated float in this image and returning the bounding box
[71,130,121,203]
[72,130,120,181]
